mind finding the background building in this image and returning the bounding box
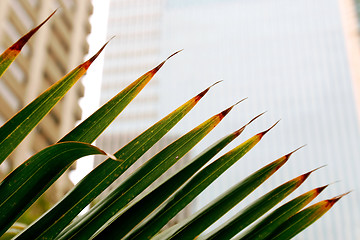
[97,0,360,238]
[94,0,194,225]
[159,0,360,239]
[0,0,93,221]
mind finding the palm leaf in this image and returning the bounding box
[123,122,278,240]
[0,41,108,164]
[17,82,213,239]
[204,167,319,240]
[0,11,56,77]
[60,50,182,143]
[265,192,350,240]
[58,103,237,239]
[235,185,328,240]
[94,113,263,239]
[0,142,111,235]
[158,146,297,240]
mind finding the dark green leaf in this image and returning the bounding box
[95,113,262,239]
[265,192,349,240]
[205,168,315,240]
[0,142,110,235]
[236,185,327,240]
[18,82,211,240]
[124,122,277,240]
[59,103,235,240]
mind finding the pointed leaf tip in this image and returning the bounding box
[236,97,248,105]
[218,99,246,119]
[233,111,266,136]
[86,38,112,65]
[301,165,326,179]
[284,145,306,159]
[166,49,183,60]
[327,191,351,205]
[328,180,341,186]
[212,80,224,85]
[259,119,280,137]
[316,185,329,194]
[10,9,57,51]
[247,111,266,126]
[152,50,183,73]
[195,81,223,100]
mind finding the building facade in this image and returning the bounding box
[98,0,360,238]
[159,0,360,239]
[94,0,195,226]
[0,0,93,219]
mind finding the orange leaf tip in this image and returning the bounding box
[152,50,183,73]
[10,9,57,51]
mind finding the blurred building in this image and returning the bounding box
[341,0,360,123]
[159,0,360,239]
[98,0,360,238]
[0,0,93,220]
[99,0,164,133]
[94,0,194,226]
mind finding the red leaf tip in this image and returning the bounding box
[246,111,266,126]
[10,9,57,51]
[218,98,247,119]
[233,126,246,137]
[258,119,280,137]
[301,165,326,179]
[152,50,183,73]
[315,185,329,194]
[326,191,351,205]
[210,80,224,87]
[86,37,113,64]
[233,112,266,137]
[284,145,306,159]
[195,81,223,100]
[166,49,183,60]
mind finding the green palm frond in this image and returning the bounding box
[0,10,348,240]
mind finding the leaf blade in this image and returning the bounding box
[205,170,315,240]
[95,116,256,239]
[265,193,349,240]
[0,142,108,235]
[17,84,211,240]
[0,42,106,164]
[236,185,327,240]
[0,11,56,77]
[123,123,276,240]
[59,50,182,143]
[59,104,234,240]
